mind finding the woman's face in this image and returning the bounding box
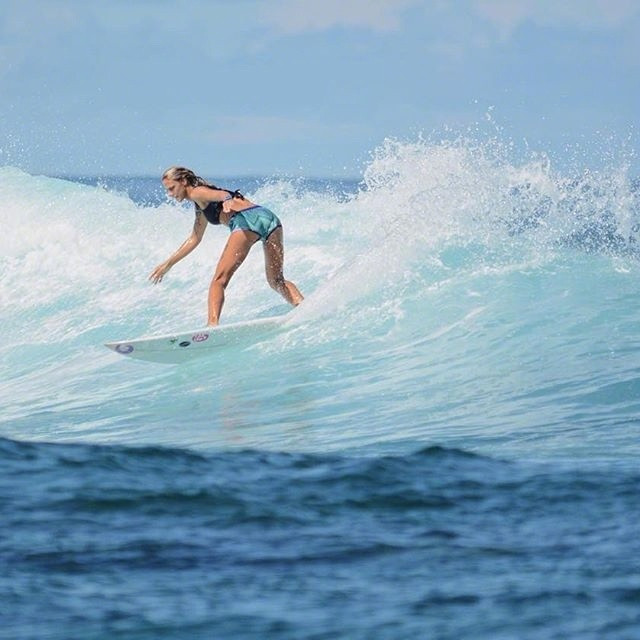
[162,177,188,202]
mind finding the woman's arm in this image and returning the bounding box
[149,211,208,283]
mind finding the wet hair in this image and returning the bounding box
[162,166,213,187]
[161,166,244,199]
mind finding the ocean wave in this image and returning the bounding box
[1,135,639,461]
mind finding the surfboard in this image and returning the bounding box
[105,315,286,363]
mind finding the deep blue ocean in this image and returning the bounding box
[1,137,640,639]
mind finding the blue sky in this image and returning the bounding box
[1,0,638,178]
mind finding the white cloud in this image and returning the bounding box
[472,0,640,38]
[262,0,421,34]
[260,0,640,39]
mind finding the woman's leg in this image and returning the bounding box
[263,227,304,306]
[208,230,259,325]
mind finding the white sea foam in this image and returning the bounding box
[1,136,638,458]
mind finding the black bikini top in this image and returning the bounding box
[195,187,243,225]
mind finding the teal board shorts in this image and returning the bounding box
[228,206,282,242]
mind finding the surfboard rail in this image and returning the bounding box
[105,315,286,363]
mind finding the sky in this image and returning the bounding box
[0,0,638,178]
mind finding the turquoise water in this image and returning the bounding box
[1,137,639,638]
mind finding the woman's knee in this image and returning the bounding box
[212,269,233,289]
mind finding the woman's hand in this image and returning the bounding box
[148,221,204,285]
[149,261,172,284]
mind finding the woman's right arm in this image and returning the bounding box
[149,212,208,284]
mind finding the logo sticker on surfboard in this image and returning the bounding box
[115,344,134,354]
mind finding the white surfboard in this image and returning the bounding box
[105,315,286,363]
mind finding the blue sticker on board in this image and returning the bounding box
[116,344,134,354]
